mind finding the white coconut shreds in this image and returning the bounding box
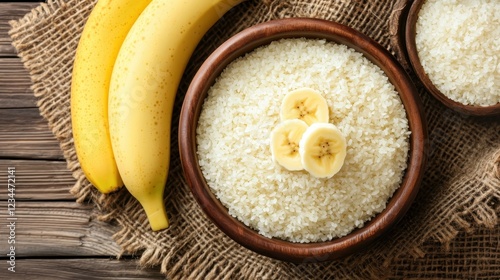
[196,38,410,243]
[416,0,500,106]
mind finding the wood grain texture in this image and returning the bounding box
[0,57,37,108]
[0,159,74,200]
[0,201,122,257]
[0,2,165,278]
[388,0,411,71]
[0,2,40,57]
[0,258,164,279]
[0,108,64,160]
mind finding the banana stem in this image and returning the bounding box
[140,196,169,231]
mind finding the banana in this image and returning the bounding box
[108,0,245,231]
[280,88,329,125]
[299,123,347,179]
[70,0,152,193]
[270,119,309,171]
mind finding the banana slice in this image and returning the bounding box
[270,119,309,171]
[280,88,329,125]
[299,123,347,179]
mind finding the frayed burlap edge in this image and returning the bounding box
[9,0,500,278]
[431,148,500,248]
[386,0,500,255]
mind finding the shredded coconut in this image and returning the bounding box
[416,0,500,106]
[196,38,410,243]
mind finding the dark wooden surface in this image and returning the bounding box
[0,2,164,279]
[1,1,498,279]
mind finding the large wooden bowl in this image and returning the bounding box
[179,18,427,263]
[405,0,500,116]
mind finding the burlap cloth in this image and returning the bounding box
[9,0,500,278]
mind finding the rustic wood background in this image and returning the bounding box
[1,1,499,279]
[0,2,164,278]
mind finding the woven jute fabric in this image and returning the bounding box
[9,0,500,278]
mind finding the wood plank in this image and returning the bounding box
[0,108,64,160]
[0,2,41,57]
[0,201,122,257]
[0,57,37,108]
[0,159,75,201]
[0,258,164,279]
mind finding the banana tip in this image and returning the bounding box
[146,207,170,231]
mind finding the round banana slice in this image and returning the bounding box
[299,123,347,179]
[270,119,309,171]
[280,88,329,126]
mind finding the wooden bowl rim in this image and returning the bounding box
[179,18,427,263]
[405,0,500,116]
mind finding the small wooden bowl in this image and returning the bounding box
[405,0,500,116]
[179,18,427,263]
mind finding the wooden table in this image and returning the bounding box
[0,2,164,278]
[1,2,499,279]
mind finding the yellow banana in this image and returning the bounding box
[280,88,330,125]
[71,0,152,193]
[299,123,347,179]
[109,0,245,231]
[270,119,309,171]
